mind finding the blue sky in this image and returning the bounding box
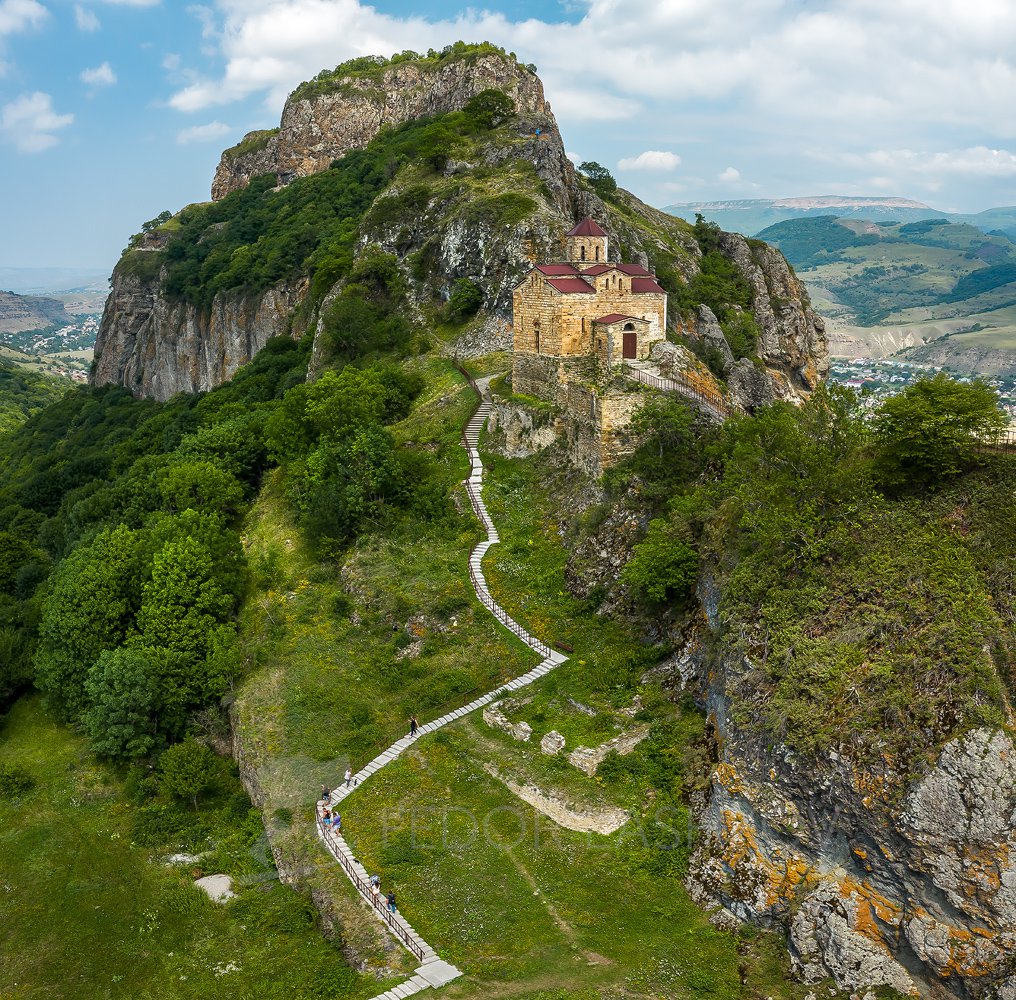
[4,0,1016,271]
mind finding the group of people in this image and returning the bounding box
[317,717,424,923]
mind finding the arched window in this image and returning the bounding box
[534,319,541,354]
[623,322,636,331]
[595,246,600,261]
[580,245,586,261]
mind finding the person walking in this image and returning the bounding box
[386,891,396,913]
[344,767,352,788]
[409,715,418,738]
[321,784,331,802]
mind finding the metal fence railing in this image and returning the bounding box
[317,813,426,962]
[621,363,740,418]
[466,558,554,659]
[975,428,1016,455]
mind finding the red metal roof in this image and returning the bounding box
[566,217,607,237]
[536,263,580,275]
[631,278,667,295]
[547,277,595,294]
[616,263,653,276]
[593,314,646,325]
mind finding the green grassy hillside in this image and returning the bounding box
[758,216,1016,326]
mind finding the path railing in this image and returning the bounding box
[621,362,740,419]
[317,814,426,961]
[466,559,554,659]
[975,428,1016,454]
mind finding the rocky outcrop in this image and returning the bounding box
[211,129,279,201]
[689,620,1016,999]
[212,52,549,200]
[717,232,829,407]
[97,46,826,415]
[92,269,308,401]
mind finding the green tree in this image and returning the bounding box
[463,88,515,128]
[158,459,244,516]
[82,647,162,759]
[34,524,141,719]
[622,516,698,603]
[874,373,1007,487]
[445,278,484,323]
[133,536,234,658]
[578,161,617,197]
[159,738,217,809]
[0,532,36,595]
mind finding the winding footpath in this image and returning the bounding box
[317,375,569,1000]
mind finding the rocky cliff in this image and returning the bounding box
[685,602,1016,1000]
[91,268,307,399]
[93,43,826,414]
[211,49,549,200]
[0,290,69,334]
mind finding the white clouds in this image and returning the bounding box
[98,0,160,6]
[836,146,1016,178]
[81,61,116,87]
[0,0,47,36]
[162,52,180,70]
[618,150,681,171]
[1,91,73,152]
[156,1,1016,208]
[75,5,100,31]
[176,120,231,144]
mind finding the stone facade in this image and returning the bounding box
[512,217,667,390]
[506,217,670,471]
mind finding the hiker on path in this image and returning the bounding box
[344,767,352,788]
[387,891,396,913]
[409,715,419,737]
[321,784,330,801]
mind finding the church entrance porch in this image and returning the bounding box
[622,329,637,359]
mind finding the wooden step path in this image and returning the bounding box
[318,374,568,999]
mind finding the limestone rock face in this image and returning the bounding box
[690,666,1016,999]
[92,269,308,401]
[211,53,549,200]
[716,232,829,409]
[211,130,279,202]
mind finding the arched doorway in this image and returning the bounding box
[621,323,637,359]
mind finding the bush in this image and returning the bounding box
[445,278,484,323]
[874,373,1007,488]
[0,762,34,799]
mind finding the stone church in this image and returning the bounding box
[511,218,668,398]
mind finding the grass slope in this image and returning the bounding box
[0,697,387,1000]
[301,427,842,998]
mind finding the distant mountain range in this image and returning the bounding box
[665,196,1016,240]
[0,267,110,295]
[755,214,1016,373]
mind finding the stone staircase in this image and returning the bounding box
[319,373,568,999]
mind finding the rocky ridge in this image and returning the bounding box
[211,51,549,200]
[92,45,826,404]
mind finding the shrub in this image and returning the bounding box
[874,373,1007,488]
[0,762,34,799]
[445,278,484,323]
